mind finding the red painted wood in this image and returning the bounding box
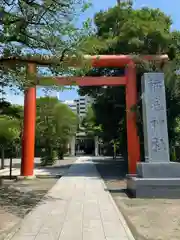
[125,62,140,174]
[21,64,36,177]
[85,54,168,67]
[54,76,127,86]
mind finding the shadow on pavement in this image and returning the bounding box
[93,157,128,180]
[93,157,131,198]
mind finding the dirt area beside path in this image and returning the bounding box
[94,158,180,240]
[0,158,75,240]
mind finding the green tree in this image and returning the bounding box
[81,105,102,136]
[0,116,20,169]
[0,101,23,119]
[54,102,78,158]
[94,2,173,55]
[36,97,59,165]
[0,0,96,91]
[36,97,78,165]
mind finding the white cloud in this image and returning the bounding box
[7,94,24,105]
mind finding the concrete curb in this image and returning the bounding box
[92,157,136,240]
[3,221,22,240]
[0,168,17,175]
[106,190,136,240]
[35,174,61,179]
[115,202,147,240]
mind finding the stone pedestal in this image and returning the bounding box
[136,162,180,178]
[127,175,180,198]
[127,73,180,198]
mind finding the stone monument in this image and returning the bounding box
[127,72,180,198]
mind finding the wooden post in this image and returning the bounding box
[21,64,36,177]
[125,61,140,174]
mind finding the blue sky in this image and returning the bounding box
[6,0,180,105]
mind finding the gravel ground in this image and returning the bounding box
[0,178,58,218]
[94,158,180,240]
[0,158,76,240]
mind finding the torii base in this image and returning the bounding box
[127,162,180,199]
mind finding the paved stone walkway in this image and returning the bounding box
[7,157,134,240]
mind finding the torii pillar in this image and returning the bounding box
[126,62,140,174]
[21,64,36,177]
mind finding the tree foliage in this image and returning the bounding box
[0,97,78,166]
[0,115,21,169]
[0,0,95,90]
[36,97,78,165]
[0,0,91,56]
[94,2,174,55]
[81,105,102,136]
[0,101,23,119]
[0,116,20,142]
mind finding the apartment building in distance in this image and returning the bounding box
[63,100,77,114]
[75,95,92,120]
[60,95,93,119]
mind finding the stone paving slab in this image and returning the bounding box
[6,157,135,240]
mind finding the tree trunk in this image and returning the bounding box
[9,157,13,180]
[1,146,5,169]
[113,144,117,160]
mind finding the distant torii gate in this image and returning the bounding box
[20,54,168,177]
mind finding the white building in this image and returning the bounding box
[63,100,77,114]
[75,95,92,120]
[61,95,93,119]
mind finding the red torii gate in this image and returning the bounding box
[20,54,168,177]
